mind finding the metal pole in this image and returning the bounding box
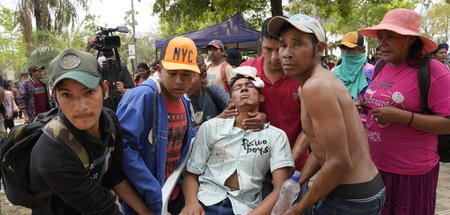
[131,0,137,72]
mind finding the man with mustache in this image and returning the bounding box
[240,17,309,198]
[206,39,235,92]
[180,67,294,215]
[29,48,152,215]
[116,36,198,215]
[267,14,384,214]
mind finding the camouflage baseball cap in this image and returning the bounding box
[49,48,100,89]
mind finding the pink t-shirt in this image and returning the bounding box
[135,78,146,87]
[364,59,450,175]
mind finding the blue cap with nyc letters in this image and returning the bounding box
[160,36,200,73]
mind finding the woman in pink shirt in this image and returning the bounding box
[134,63,151,87]
[357,9,450,215]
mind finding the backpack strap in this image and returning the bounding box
[205,62,231,92]
[417,57,432,114]
[42,118,90,170]
[220,62,230,92]
[42,112,116,181]
[372,60,387,80]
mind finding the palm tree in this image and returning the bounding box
[29,26,87,83]
[16,0,88,51]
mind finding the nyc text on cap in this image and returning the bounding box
[160,36,200,73]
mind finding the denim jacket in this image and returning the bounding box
[116,78,196,214]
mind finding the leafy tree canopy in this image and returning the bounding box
[153,0,270,37]
[0,5,27,78]
[321,0,417,55]
[424,2,450,43]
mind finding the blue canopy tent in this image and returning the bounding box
[155,13,261,52]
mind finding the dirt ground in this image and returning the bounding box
[0,191,31,215]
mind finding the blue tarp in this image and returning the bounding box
[155,13,260,51]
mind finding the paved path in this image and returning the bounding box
[437,162,450,214]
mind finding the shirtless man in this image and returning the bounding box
[268,14,385,214]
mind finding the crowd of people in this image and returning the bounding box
[0,7,449,215]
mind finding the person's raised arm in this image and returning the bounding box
[284,80,352,214]
[83,35,99,52]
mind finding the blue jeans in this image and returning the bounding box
[201,198,234,215]
[305,187,386,215]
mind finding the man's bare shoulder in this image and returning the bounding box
[302,73,335,95]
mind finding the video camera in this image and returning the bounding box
[92,26,129,51]
[91,26,129,112]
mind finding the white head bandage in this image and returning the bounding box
[233,66,265,88]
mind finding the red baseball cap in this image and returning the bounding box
[207,40,224,49]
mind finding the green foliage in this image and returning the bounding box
[153,0,270,37]
[28,27,87,83]
[0,5,28,80]
[287,0,356,20]
[117,32,158,73]
[135,34,158,64]
[424,2,450,43]
[319,0,417,55]
[16,0,88,50]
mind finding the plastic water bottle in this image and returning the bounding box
[271,171,301,215]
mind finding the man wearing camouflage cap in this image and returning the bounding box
[29,48,152,215]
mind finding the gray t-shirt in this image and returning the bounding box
[190,85,229,126]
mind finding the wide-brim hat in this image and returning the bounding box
[359,8,436,53]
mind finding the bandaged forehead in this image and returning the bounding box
[233,66,264,88]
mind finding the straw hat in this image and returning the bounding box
[359,8,437,53]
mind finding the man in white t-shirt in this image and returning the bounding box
[206,39,234,92]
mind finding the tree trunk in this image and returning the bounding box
[33,0,42,30]
[19,0,34,50]
[270,0,283,16]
